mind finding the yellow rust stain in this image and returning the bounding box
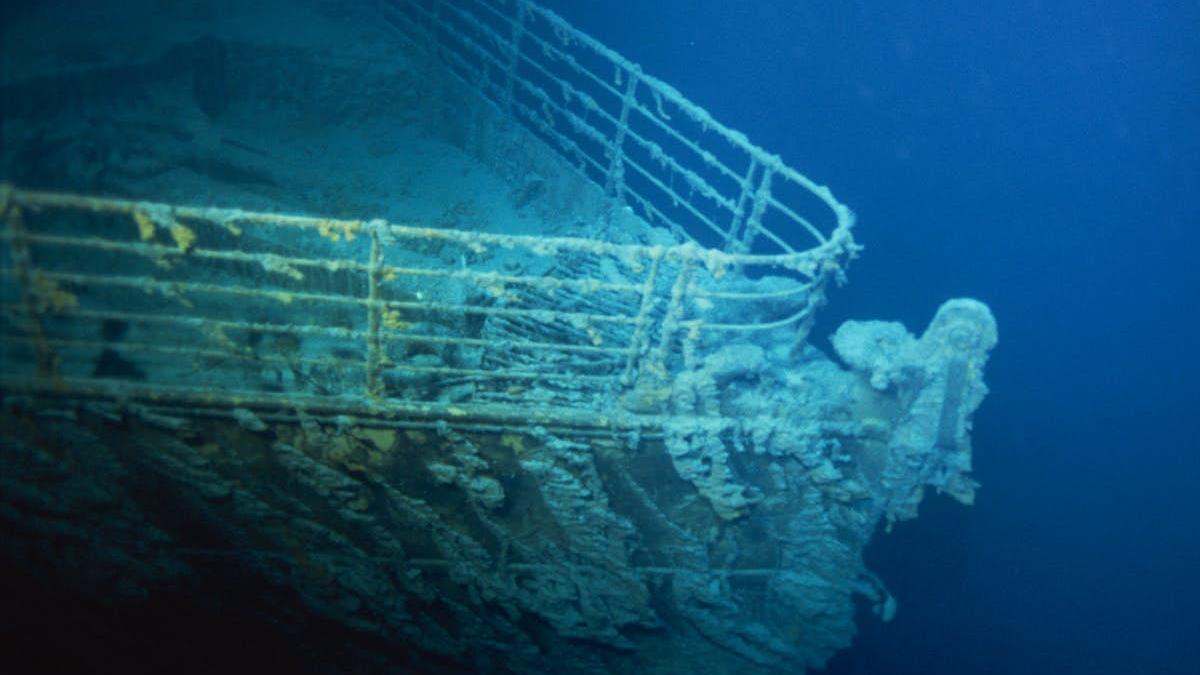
[382,307,411,331]
[170,223,197,252]
[317,219,361,243]
[133,209,157,240]
[358,428,396,451]
[31,273,78,313]
[500,433,526,454]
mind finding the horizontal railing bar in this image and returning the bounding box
[136,402,664,439]
[507,88,614,173]
[0,268,643,326]
[409,21,623,191]
[749,217,800,256]
[520,2,825,211]
[6,185,680,263]
[520,3,766,167]
[3,231,642,296]
[442,0,511,64]
[615,185,693,244]
[513,25,749,191]
[0,304,629,357]
[518,2,855,236]
[470,0,515,28]
[504,30,745,214]
[411,1,783,250]
[422,5,625,185]
[767,196,827,246]
[1,334,616,383]
[4,305,352,340]
[3,334,364,370]
[691,281,813,301]
[697,304,813,332]
[0,375,659,431]
[505,88,729,244]
[619,128,739,212]
[380,4,855,250]
[436,3,744,231]
[0,192,845,276]
[617,145,733,242]
[379,296,638,325]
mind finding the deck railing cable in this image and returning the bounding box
[378,0,855,258]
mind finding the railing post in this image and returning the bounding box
[621,248,695,413]
[604,66,640,201]
[738,167,774,254]
[2,189,58,378]
[724,158,759,252]
[365,220,387,399]
[620,246,664,387]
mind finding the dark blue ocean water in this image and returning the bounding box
[542,1,1200,673]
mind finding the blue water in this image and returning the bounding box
[543,1,1200,673]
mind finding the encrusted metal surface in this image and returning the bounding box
[0,183,852,432]
[380,0,856,256]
